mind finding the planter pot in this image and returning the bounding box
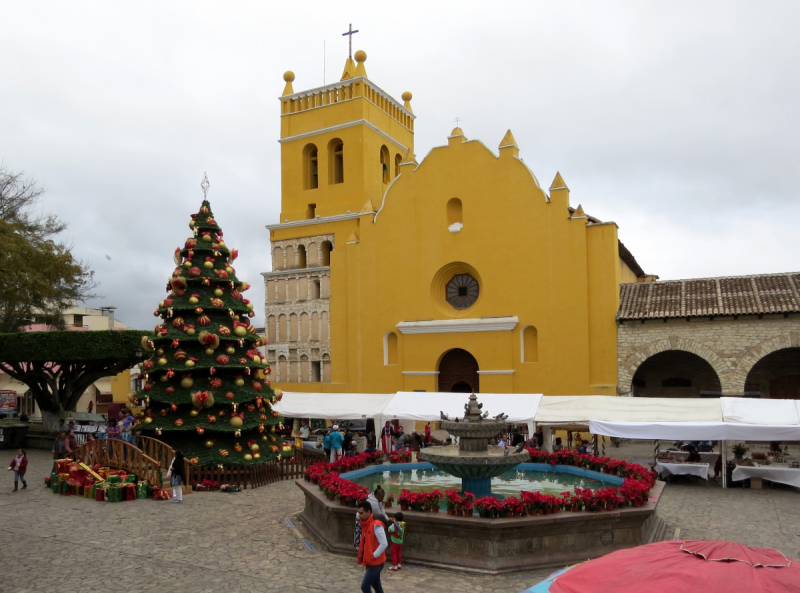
[506,511,514,518]
[340,498,349,506]
[447,509,455,515]
[327,493,335,501]
[385,502,393,509]
[455,510,464,517]
[479,510,490,518]
[431,506,439,513]
[571,506,580,512]
[400,504,408,511]
[348,500,357,508]
[465,509,473,517]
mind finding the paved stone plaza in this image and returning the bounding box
[1,448,797,593]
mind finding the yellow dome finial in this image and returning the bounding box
[354,50,368,78]
[402,91,413,112]
[282,71,295,96]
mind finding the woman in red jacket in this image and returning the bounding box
[357,500,388,593]
[8,449,28,491]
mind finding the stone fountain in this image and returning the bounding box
[419,393,529,498]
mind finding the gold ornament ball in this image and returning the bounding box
[189,409,199,417]
[183,261,191,268]
[205,348,214,355]
[243,453,253,461]
[189,220,195,228]
[181,377,194,388]
[234,326,247,337]
[160,375,169,383]
[226,346,235,355]
[246,303,254,310]
[235,378,245,387]
[157,348,165,356]
[205,440,213,448]
[159,301,165,308]
[143,417,152,424]
[253,452,261,460]
[158,357,168,366]
[225,266,233,274]
[186,328,196,336]
[202,235,212,242]
[185,360,195,368]
[230,416,243,428]
[203,261,214,269]
[188,296,199,305]
[250,444,259,451]
[214,288,224,297]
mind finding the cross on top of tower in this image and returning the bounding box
[342,23,359,59]
[454,117,462,127]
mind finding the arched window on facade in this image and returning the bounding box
[394,153,402,178]
[278,314,288,342]
[278,356,288,382]
[321,241,333,266]
[303,144,318,189]
[308,242,318,266]
[328,139,344,184]
[300,355,310,383]
[289,313,298,341]
[267,315,276,344]
[321,311,329,340]
[522,326,539,363]
[311,312,319,340]
[384,332,398,365]
[380,145,390,184]
[285,245,295,270]
[297,244,307,268]
[447,198,463,226]
[300,313,309,341]
[272,247,284,271]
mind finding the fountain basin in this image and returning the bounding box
[295,462,666,574]
[420,445,530,484]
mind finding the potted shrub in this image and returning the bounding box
[504,496,524,517]
[461,492,475,517]
[385,493,395,509]
[398,490,414,511]
[733,442,749,460]
[445,489,461,515]
[426,489,443,513]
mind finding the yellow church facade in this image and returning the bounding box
[264,50,650,396]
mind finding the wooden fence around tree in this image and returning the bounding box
[67,439,164,487]
[69,437,326,490]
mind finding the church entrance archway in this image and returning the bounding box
[438,349,479,393]
[631,350,721,398]
[744,347,800,399]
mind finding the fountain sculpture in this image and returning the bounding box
[419,393,529,498]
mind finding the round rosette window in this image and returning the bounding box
[431,262,482,317]
[445,274,479,309]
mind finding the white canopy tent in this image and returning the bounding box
[379,392,542,442]
[721,397,800,426]
[533,395,724,425]
[588,420,800,442]
[272,392,396,430]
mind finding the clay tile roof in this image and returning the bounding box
[618,272,800,320]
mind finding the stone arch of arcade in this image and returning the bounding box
[619,337,731,396]
[730,334,800,396]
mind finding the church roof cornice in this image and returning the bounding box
[279,76,416,120]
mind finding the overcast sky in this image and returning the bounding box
[2,1,799,330]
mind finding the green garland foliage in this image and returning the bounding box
[135,199,290,467]
[0,330,145,362]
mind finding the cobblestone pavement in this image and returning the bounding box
[1,446,798,593]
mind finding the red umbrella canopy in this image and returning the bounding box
[550,540,799,593]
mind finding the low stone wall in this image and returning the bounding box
[296,479,666,574]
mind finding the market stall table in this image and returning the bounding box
[654,462,710,483]
[731,465,800,490]
[658,450,719,466]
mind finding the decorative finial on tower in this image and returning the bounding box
[201,172,210,200]
[354,50,367,78]
[550,171,568,191]
[282,71,295,96]
[402,91,413,113]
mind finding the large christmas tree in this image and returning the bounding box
[135,188,289,467]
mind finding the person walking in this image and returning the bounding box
[329,425,344,462]
[357,500,388,593]
[167,450,187,504]
[392,426,410,452]
[8,449,28,491]
[51,431,67,473]
[64,430,79,454]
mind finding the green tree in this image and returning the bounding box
[0,165,96,332]
[134,198,289,468]
[0,330,145,429]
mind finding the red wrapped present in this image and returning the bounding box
[124,484,136,501]
[152,487,171,501]
[57,460,72,474]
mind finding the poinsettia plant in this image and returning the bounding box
[389,450,412,464]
